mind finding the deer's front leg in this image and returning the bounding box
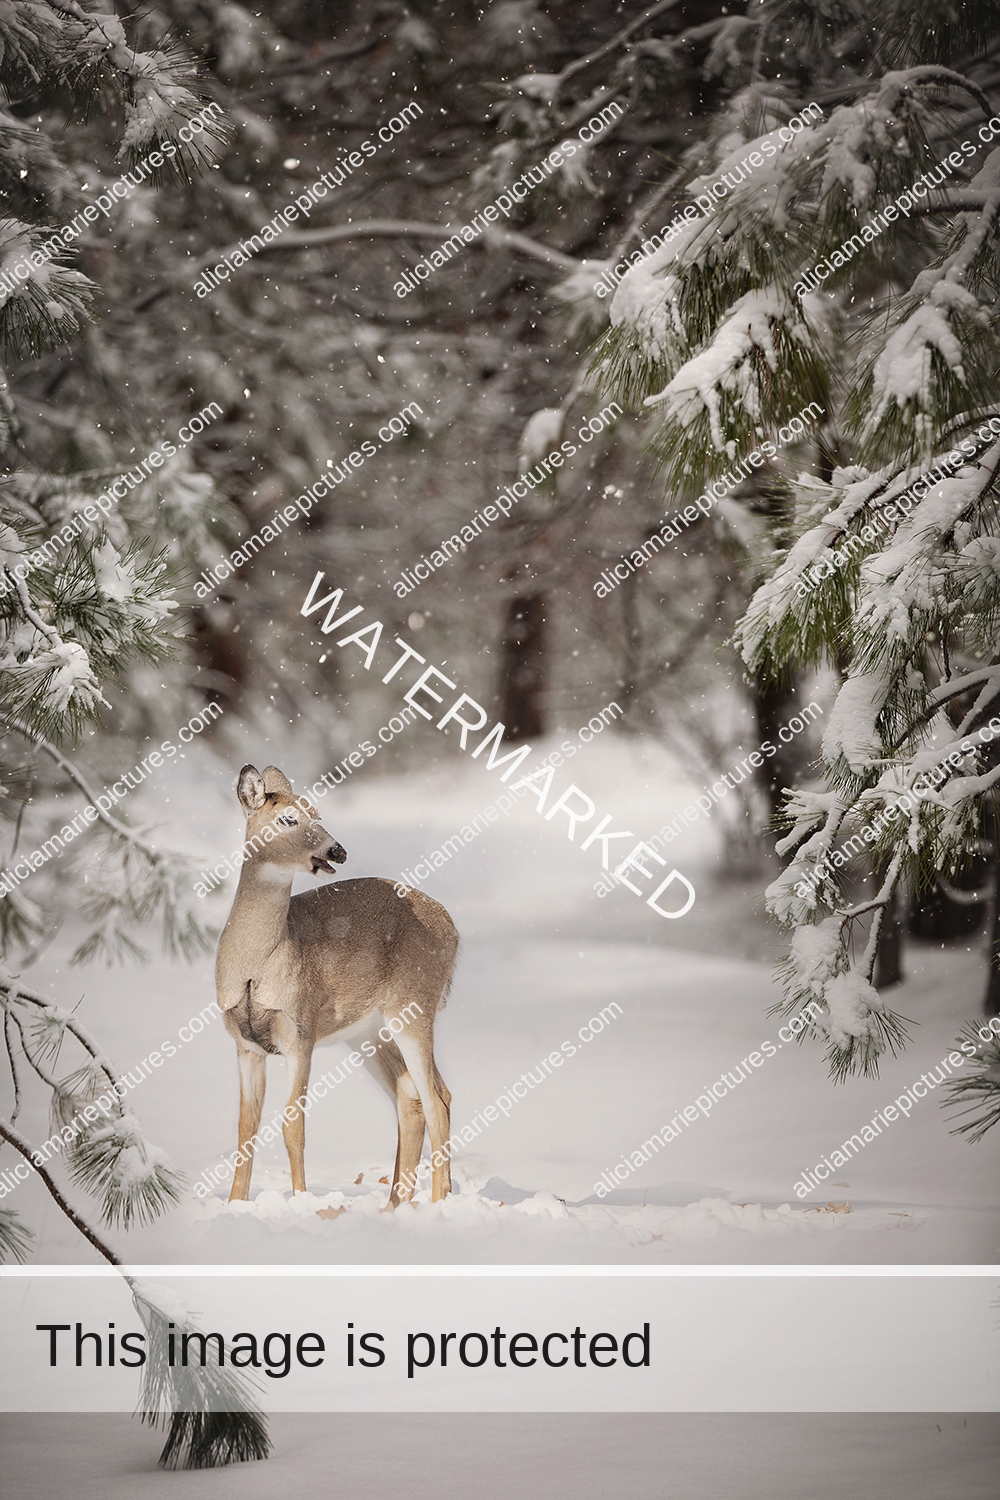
[281,1043,314,1195]
[229,1045,266,1202]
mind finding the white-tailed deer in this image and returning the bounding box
[216,764,457,1206]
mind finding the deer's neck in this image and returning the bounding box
[221,860,294,976]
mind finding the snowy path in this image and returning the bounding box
[19,933,999,1264]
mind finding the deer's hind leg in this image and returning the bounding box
[366,1034,426,1207]
[393,1028,452,1202]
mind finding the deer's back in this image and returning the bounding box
[285,878,458,1035]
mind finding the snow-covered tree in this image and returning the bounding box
[0,3,266,1465]
[589,0,1000,1134]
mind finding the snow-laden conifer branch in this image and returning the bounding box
[943,1023,1000,1141]
[0,1109,267,1464]
[0,983,267,1459]
[134,1279,270,1468]
[1,565,108,734]
[584,24,1000,1082]
[41,0,230,174]
[0,1113,122,1262]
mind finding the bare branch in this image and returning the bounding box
[254,34,378,82]
[12,729,164,865]
[554,0,682,97]
[189,219,580,277]
[2,996,22,1124]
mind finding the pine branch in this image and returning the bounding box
[151,1411,271,1470]
[908,191,1000,216]
[553,0,683,97]
[0,1114,122,1263]
[0,1119,266,1464]
[883,63,995,119]
[0,1205,32,1261]
[66,1113,183,1230]
[2,566,110,735]
[131,1285,270,1468]
[0,729,216,966]
[925,666,1000,711]
[6,1002,62,1093]
[8,568,60,646]
[854,846,906,977]
[953,675,1000,737]
[0,974,119,1092]
[943,1023,1000,1141]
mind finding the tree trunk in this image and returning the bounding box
[190,604,247,712]
[908,869,989,941]
[749,676,806,820]
[874,883,903,989]
[499,593,547,742]
[984,856,1000,1017]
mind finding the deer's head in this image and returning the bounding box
[236,764,347,876]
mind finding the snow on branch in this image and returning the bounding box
[644,287,813,450]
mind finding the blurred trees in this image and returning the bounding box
[72,0,751,798]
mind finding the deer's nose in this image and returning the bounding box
[329,842,347,864]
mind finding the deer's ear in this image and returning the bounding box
[262,765,294,796]
[237,765,266,812]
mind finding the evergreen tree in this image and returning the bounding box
[585,0,1000,1135]
[0,2,266,1465]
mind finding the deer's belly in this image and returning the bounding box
[314,991,381,1038]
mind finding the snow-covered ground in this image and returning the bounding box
[2,1414,997,1500]
[14,733,1000,1264]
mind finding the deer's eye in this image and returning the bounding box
[277,812,298,827]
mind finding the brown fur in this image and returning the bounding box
[216,764,457,1206]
